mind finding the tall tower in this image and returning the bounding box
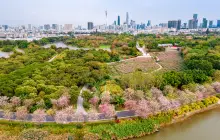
[126,12,129,25]
[105,10,108,26]
[118,15,120,26]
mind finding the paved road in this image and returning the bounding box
[0,110,135,122]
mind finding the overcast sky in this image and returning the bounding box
[1,0,220,27]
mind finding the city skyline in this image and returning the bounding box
[1,0,220,27]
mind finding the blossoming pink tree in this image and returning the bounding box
[212,82,220,93]
[99,103,115,118]
[16,106,28,121]
[10,96,21,107]
[124,100,137,110]
[32,109,47,123]
[54,106,74,124]
[135,100,152,118]
[3,110,13,120]
[87,109,99,121]
[57,95,70,108]
[0,96,9,108]
[89,96,100,108]
[157,95,171,111]
[101,91,111,104]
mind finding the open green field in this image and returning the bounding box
[99,45,111,49]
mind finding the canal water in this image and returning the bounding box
[135,107,220,140]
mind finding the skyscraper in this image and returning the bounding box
[188,19,194,29]
[209,20,213,28]
[217,20,220,28]
[52,24,59,31]
[126,12,129,25]
[118,16,120,26]
[28,24,32,31]
[177,20,181,30]
[114,21,117,25]
[193,14,198,20]
[202,18,208,28]
[44,24,50,30]
[188,14,198,29]
[88,22,94,30]
[168,20,181,30]
[147,20,151,26]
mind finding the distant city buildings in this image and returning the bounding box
[202,18,208,28]
[118,16,121,26]
[188,14,198,29]
[209,20,213,28]
[52,24,59,31]
[126,12,129,25]
[168,20,181,30]
[63,24,73,32]
[217,20,220,28]
[147,20,151,26]
[88,22,94,30]
[44,24,50,30]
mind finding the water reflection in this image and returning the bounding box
[135,108,220,140]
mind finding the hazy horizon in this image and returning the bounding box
[1,0,220,27]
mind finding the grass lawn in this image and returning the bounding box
[99,45,111,49]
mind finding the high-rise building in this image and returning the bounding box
[202,18,208,28]
[209,20,213,28]
[2,25,8,31]
[217,20,220,28]
[28,24,32,31]
[52,24,59,31]
[193,14,198,20]
[63,24,73,32]
[118,16,120,26]
[168,20,181,30]
[188,19,194,29]
[44,24,50,30]
[147,20,151,26]
[114,21,117,25]
[183,23,187,29]
[88,22,94,30]
[126,12,129,25]
[159,23,168,28]
[177,20,181,30]
[188,14,198,29]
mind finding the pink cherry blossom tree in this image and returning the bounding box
[57,95,70,108]
[23,99,34,108]
[101,91,111,104]
[54,106,74,124]
[89,96,100,107]
[16,106,28,121]
[3,110,13,120]
[10,96,21,107]
[135,100,152,118]
[32,109,46,123]
[0,96,9,108]
[99,103,115,118]
[87,109,99,121]
[157,95,171,111]
[124,100,137,110]
[212,82,220,93]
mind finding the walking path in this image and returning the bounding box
[48,54,58,62]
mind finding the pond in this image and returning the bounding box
[0,51,13,58]
[135,107,220,140]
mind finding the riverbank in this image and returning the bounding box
[0,96,219,140]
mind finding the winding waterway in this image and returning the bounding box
[135,107,220,140]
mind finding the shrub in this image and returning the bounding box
[20,129,48,140]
